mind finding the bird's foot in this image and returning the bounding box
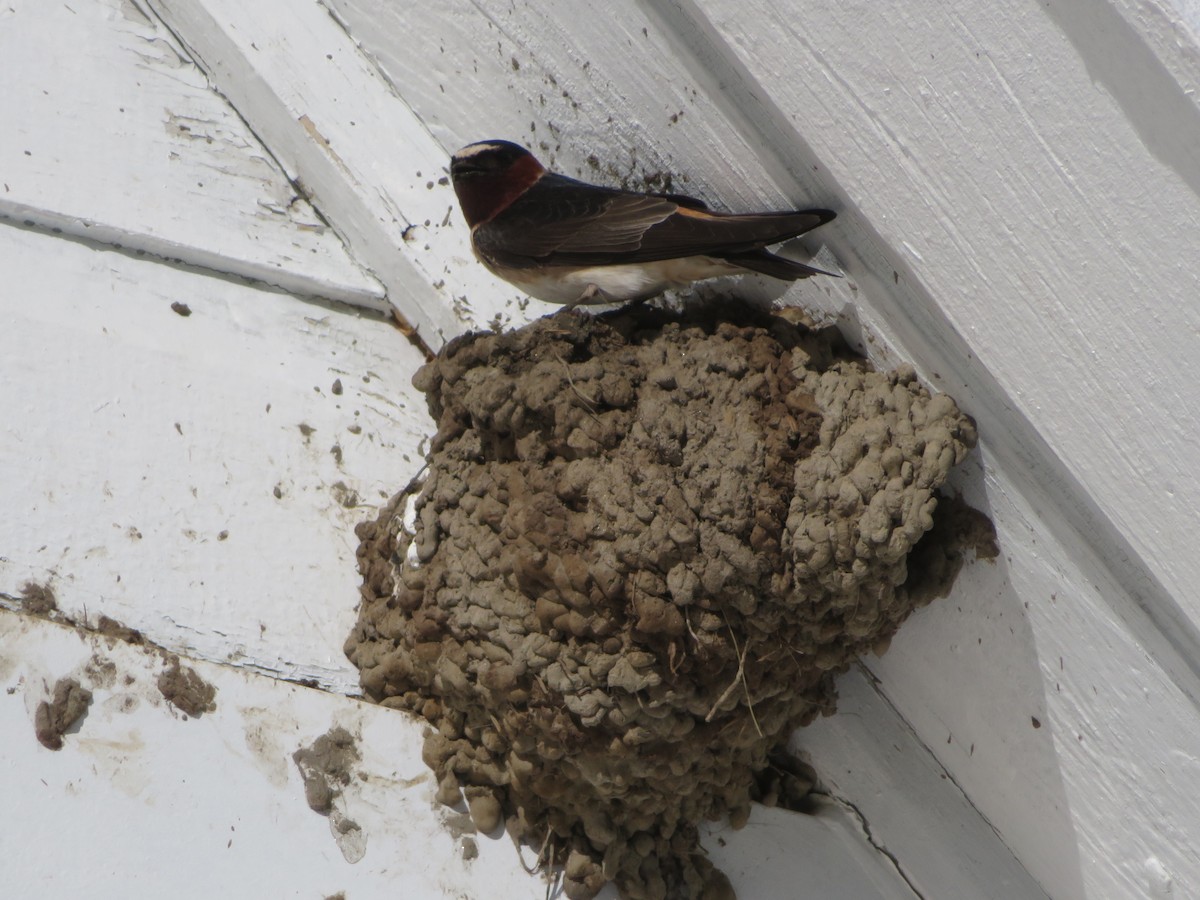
[562,283,604,311]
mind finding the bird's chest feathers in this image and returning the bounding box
[478,257,740,304]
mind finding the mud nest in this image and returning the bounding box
[346,302,981,899]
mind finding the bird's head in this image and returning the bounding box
[450,140,546,227]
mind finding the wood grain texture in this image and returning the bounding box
[800,665,1053,900]
[323,0,848,307]
[0,0,383,307]
[146,0,538,345]
[696,0,1200,639]
[0,224,428,692]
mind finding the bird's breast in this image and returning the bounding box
[480,257,743,304]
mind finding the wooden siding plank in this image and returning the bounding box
[690,0,1200,663]
[145,0,524,347]
[0,223,426,692]
[0,0,384,308]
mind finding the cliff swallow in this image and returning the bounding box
[449,140,837,305]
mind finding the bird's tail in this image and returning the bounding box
[720,247,841,280]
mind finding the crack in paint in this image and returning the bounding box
[850,663,1053,899]
[824,790,926,900]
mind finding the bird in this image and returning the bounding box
[448,140,837,306]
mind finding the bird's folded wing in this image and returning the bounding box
[475,173,832,268]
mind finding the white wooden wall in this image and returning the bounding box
[3,1,1200,897]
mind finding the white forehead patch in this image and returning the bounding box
[453,142,509,161]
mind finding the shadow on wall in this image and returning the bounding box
[1045,0,1200,204]
[815,456,1088,900]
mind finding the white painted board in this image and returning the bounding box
[0,223,427,692]
[0,0,384,308]
[145,0,523,347]
[0,609,555,899]
[862,449,1200,900]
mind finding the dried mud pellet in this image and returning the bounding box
[466,788,502,833]
[701,869,737,900]
[435,773,462,808]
